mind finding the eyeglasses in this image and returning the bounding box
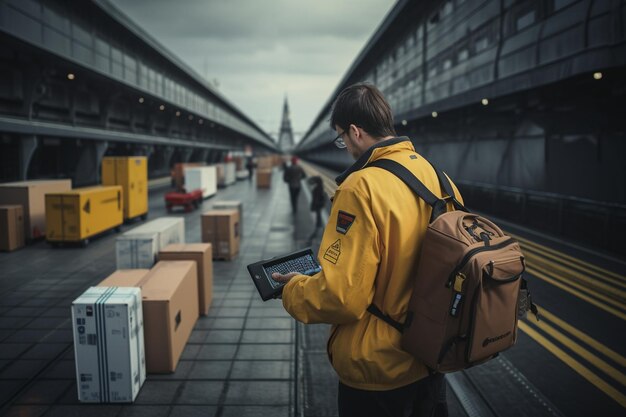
[333,130,347,149]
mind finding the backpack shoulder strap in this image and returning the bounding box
[367,159,440,206]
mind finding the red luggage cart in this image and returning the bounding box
[164,189,203,213]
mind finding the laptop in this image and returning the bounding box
[247,248,322,301]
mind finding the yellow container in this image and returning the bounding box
[102,156,148,220]
[45,186,123,244]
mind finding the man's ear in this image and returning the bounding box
[349,124,361,140]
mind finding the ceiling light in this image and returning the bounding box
[431,111,438,118]
[138,97,144,104]
[175,111,181,117]
[593,72,603,80]
[401,119,407,126]
[481,98,489,105]
[159,104,165,111]
[67,73,75,80]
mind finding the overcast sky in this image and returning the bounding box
[109,0,396,141]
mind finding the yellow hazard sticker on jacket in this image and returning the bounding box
[323,239,341,264]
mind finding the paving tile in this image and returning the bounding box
[247,308,290,318]
[241,330,293,344]
[216,307,248,317]
[245,318,293,330]
[236,344,293,361]
[1,307,46,317]
[220,405,290,417]
[174,381,223,404]
[41,359,75,379]
[196,344,237,360]
[43,405,122,417]
[149,361,193,380]
[168,405,217,417]
[180,344,201,360]
[24,317,69,330]
[187,361,231,380]
[230,360,291,380]
[44,330,73,343]
[14,379,72,404]
[0,380,25,404]
[118,405,171,417]
[224,380,289,405]
[206,330,241,344]
[0,317,34,329]
[188,330,209,344]
[135,380,183,404]
[0,343,32,359]
[4,330,50,344]
[208,318,246,329]
[0,360,48,379]
[21,343,69,360]
[3,405,49,417]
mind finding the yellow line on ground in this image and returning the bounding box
[527,256,626,303]
[523,243,626,290]
[527,267,626,321]
[538,307,626,368]
[529,265,626,313]
[511,232,626,283]
[528,317,626,387]
[519,321,626,408]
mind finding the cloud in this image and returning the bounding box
[109,0,396,136]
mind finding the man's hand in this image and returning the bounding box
[271,272,300,284]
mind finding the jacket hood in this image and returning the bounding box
[335,137,413,185]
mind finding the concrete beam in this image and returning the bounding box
[19,135,38,180]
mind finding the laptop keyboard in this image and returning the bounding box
[264,254,322,288]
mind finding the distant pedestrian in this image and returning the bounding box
[283,156,306,213]
[245,157,255,180]
[308,176,326,240]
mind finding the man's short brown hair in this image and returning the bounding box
[330,83,397,138]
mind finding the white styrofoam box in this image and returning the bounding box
[224,162,236,185]
[124,217,185,250]
[216,162,236,187]
[184,166,217,198]
[115,234,159,269]
[72,286,146,403]
[236,170,248,180]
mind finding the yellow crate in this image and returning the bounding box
[102,156,148,220]
[45,186,123,243]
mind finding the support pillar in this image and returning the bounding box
[19,135,38,180]
[75,140,108,186]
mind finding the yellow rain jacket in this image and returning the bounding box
[282,137,463,390]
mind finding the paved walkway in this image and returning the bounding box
[0,168,329,417]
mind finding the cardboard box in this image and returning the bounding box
[256,157,273,169]
[184,166,217,198]
[140,261,199,373]
[0,205,24,251]
[212,201,243,237]
[98,262,199,373]
[102,157,148,220]
[158,244,213,315]
[97,269,150,287]
[0,179,72,239]
[71,286,146,403]
[256,169,272,188]
[46,186,124,243]
[215,162,236,187]
[201,209,239,260]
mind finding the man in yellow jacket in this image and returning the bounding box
[272,83,460,417]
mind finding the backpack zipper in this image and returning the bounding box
[446,237,516,287]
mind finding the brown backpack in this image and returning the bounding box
[366,159,538,373]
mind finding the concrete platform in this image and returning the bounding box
[0,170,318,417]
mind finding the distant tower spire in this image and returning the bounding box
[277,96,295,152]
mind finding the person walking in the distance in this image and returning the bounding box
[283,156,306,213]
[308,176,326,241]
[272,83,463,417]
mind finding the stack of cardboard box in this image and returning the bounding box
[0,179,72,240]
[201,209,240,260]
[72,242,215,403]
[256,169,272,188]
